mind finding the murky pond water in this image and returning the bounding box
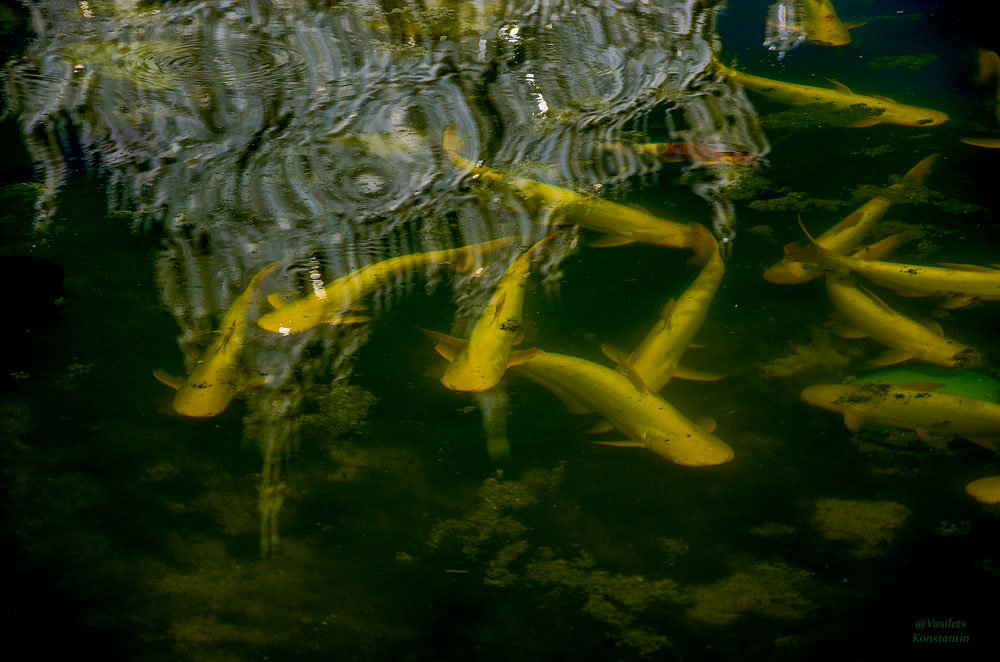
[1,1,998,660]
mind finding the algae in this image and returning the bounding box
[811,498,910,559]
[761,327,860,378]
[748,523,796,538]
[851,179,983,216]
[869,54,938,71]
[761,103,883,131]
[686,562,815,625]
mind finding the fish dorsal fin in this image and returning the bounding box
[491,291,507,325]
[852,234,910,261]
[153,369,185,391]
[936,262,1000,273]
[419,328,468,362]
[266,293,286,309]
[919,317,944,336]
[589,233,635,248]
[895,382,945,391]
[868,94,896,103]
[660,298,676,321]
[871,348,915,367]
[601,344,648,393]
[696,417,718,434]
[593,440,645,449]
[843,409,866,432]
[674,364,726,382]
[828,320,868,339]
[826,78,854,95]
[858,282,893,311]
[506,348,539,368]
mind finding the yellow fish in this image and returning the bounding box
[763,155,936,284]
[712,57,949,128]
[442,126,714,265]
[801,382,1000,451]
[627,231,726,390]
[823,270,980,368]
[257,237,520,335]
[511,349,734,467]
[154,261,281,418]
[798,0,864,47]
[805,243,1000,310]
[422,232,561,392]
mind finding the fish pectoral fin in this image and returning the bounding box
[323,314,372,325]
[592,441,646,449]
[892,288,932,298]
[600,344,648,393]
[659,298,676,321]
[781,241,816,263]
[673,364,726,382]
[586,420,617,435]
[419,328,467,363]
[266,293,287,309]
[827,320,868,339]
[826,78,854,95]
[940,295,975,309]
[845,21,868,30]
[423,361,448,380]
[153,369,184,391]
[506,348,539,368]
[695,417,718,434]
[848,116,883,128]
[589,233,635,248]
[871,348,915,367]
[936,262,1000,273]
[843,409,866,433]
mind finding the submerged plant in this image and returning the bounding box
[686,562,815,625]
[811,498,910,559]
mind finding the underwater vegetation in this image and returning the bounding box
[868,53,939,71]
[811,498,910,559]
[686,562,816,625]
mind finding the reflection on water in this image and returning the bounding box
[1,0,999,660]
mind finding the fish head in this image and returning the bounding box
[257,298,325,335]
[645,429,734,467]
[893,107,949,127]
[172,382,236,418]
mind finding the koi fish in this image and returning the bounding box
[443,126,715,265]
[421,231,562,392]
[797,215,1000,308]
[627,231,726,390]
[511,348,734,467]
[611,142,757,166]
[763,154,937,284]
[798,0,865,47]
[974,49,1000,126]
[154,261,281,418]
[257,237,521,335]
[801,382,1000,451]
[822,270,980,368]
[712,57,949,128]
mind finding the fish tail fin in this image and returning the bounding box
[974,49,1000,85]
[442,125,480,173]
[796,215,823,251]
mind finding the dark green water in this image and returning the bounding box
[1,1,999,660]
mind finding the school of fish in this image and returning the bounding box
[155,9,999,504]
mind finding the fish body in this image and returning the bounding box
[425,233,560,392]
[813,250,1000,309]
[713,59,949,128]
[824,271,980,368]
[763,155,936,284]
[443,127,713,264]
[513,349,734,467]
[801,382,1000,451]
[629,234,726,390]
[155,261,280,417]
[965,476,1000,504]
[257,237,519,335]
[634,142,758,166]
